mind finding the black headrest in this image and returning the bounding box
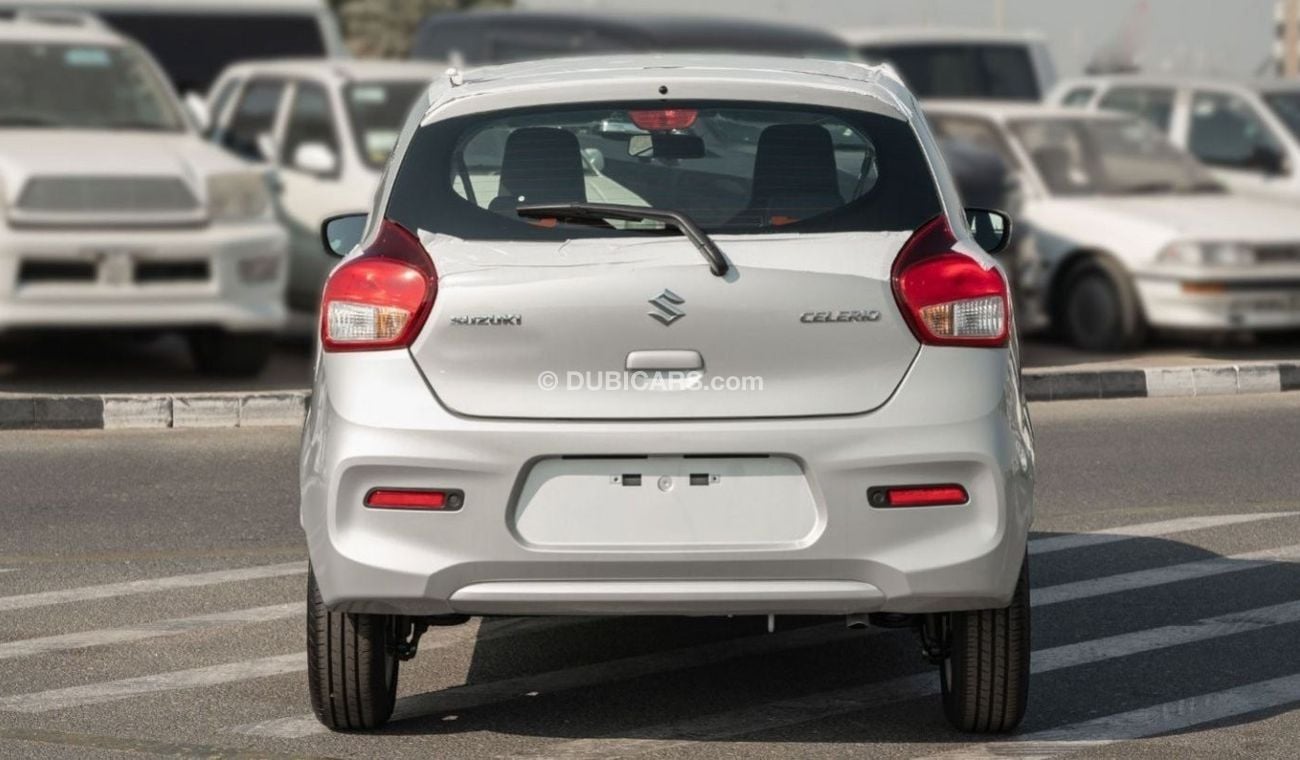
[750,124,841,205]
[495,127,586,207]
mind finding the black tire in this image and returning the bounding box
[307,565,399,731]
[1060,259,1146,351]
[187,330,273,377]
[940,557,1030,734]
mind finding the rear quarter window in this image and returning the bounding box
[386,101,942,240]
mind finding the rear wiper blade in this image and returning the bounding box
[517,202,730,277]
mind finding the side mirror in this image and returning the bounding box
[183,91,210,132]
[255,133,278,164]
[320,213,368,257]
[293,142,340,177]
[966,208,1013,254]
[1251,145,1289,177]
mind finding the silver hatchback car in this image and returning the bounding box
[303,55,1035,734]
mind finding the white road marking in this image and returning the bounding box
[910,672,1300,760]
[520,598,1300,759]
[1029,512,1300,555]
[0,603,303,661]
[0,654,304,714]
[238,532,1300,739]
[0,562,306,612]
[233,622,871,738]
[1033,543,1300,607]
[1032,598,1300,672]
[0,613,586,714]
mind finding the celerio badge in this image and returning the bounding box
[800,309,882,323]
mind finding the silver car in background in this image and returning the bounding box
[302,56,1034,734]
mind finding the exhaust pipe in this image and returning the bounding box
[845,613,870,629]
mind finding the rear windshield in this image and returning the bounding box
[386,101,942,240]
[100,12,327,94]
[858,44,1040,101]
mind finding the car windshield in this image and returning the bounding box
[0,42,183,131]
[386,100,942,240]
[1009,117,1223,197]
[345,81,428,169]
[1262,90,1300,141]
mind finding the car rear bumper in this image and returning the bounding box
[301,346,1034,617]
[0,222,288,332]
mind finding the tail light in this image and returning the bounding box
[892,216,1008,347]
[321,219,437,352]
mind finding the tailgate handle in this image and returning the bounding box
[625,350,703,371]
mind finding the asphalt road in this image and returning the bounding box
[3,327,1300,395]
[1,394,1300,758]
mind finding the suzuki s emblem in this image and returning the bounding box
[647,289,686,326]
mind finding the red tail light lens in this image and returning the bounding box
[869,485,969,508]
[892,216,1008,347]
[628,108,698,131]
[321,219,437,352]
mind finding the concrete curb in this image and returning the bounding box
[0,391,308,431]
[0,362,1297,430]
[1024,361,1300,402]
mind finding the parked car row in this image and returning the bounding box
[3,2,1300,373]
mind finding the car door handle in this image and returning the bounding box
[625,350,703,371]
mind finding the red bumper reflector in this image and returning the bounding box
[869,485,968,508]
[364,489,463,511]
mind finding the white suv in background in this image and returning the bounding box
[0,16,287,375]
[1051,76,1300,202]
[206,59,432,312]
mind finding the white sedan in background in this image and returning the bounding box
[926,102,1300,350]
[206,59,434,312]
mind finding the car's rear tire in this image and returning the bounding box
[940,557,1030,734]
[187,330,273,377]
[1060,260,1146,351]
[307,565,399,731]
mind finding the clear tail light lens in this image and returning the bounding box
[321,219,437,352]
[892,216,1008,348]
